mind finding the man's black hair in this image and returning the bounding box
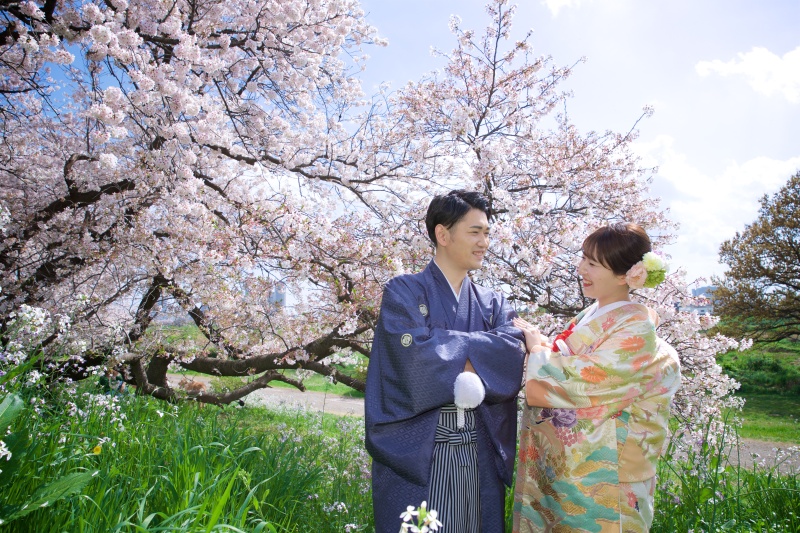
[425,190,491,246]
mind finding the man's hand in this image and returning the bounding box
[512,317,550,354]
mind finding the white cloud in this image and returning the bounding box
[542,0,583,17]
[635,135,800,281]
[696,46,800,103]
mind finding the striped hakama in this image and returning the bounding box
[428,404,481,533]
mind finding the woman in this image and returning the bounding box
[512,222,681,533]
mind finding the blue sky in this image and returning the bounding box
[358,0,800,283]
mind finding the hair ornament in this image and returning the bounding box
[625,252,669,289]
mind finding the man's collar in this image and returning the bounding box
[431,258,464,302]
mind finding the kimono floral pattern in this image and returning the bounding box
[514,303,681,533]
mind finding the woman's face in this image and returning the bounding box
[577,253,628,305]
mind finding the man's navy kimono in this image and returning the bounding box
[365,261,526,532]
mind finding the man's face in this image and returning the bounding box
[437,208,490,272]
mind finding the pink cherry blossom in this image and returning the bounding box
[0,0,742,443]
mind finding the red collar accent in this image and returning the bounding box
[551,322,575,353]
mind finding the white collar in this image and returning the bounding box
[432,258,462,302]
[576,300,631,328]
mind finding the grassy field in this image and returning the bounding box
[204,370,365,399]
[733,393,800,442]
[262,371,364,398]
[717,338,800,395]
[717,338,800,443]
[1,384,372,532]
[3,380,798,532]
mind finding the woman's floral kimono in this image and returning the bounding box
[513,303,681,533]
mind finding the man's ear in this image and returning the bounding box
[435,224,449,248]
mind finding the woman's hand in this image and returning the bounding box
[513,317,550,354]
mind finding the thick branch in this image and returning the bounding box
[146,354,172,388]
[192,371,305,406]
[130,357,175,401]
[302,361,365,393]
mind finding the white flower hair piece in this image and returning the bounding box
[625,251,669,289]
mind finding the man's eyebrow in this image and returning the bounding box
[469,225,491,230]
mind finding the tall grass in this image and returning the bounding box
[4,379,800,532]
[716,340,800,443]
[1,384,372,532]
[653,415,800,532]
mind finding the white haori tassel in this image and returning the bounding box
[453,372,485,429]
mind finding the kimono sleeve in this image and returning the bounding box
[370,278,524,420]
[525,312,676,415]
[468,295,527,403]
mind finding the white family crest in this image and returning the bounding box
[400,333,413,347]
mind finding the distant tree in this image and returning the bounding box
[713,171,800,342]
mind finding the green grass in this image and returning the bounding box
[717,339,800,396]
[3,379,800,533]
[654,416,800,533]
[141,324,210,350]
[717,339,800,443]
[206,371,364,399]
[265,371,365,398]
[733,393,800,443]
[1,384,372,532]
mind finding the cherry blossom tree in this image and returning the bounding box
[1,0,741,438]
[1,0,410,402]
[384,1,742,445]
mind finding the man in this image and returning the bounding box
[365,190,526,532]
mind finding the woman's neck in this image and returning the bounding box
[595,292,630,309]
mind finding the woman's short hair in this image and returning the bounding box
[582,222,652,276]
[425,190,491,246]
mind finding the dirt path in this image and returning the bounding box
[732,438,799,473]
[242,386,365,417]
[167,374,364,417]
[168,375,798,472]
